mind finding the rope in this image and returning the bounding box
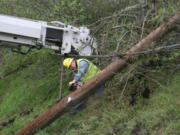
[56,58,64,102]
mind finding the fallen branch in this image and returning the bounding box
[141,10,152,39]
[88,4,147,27]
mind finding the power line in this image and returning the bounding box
[51,44,180,59]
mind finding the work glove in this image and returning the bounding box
[69,80,76,87]
[68,81,83,91]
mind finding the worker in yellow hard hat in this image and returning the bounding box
[63,58,74,69]
[63,58,101,87]
[63,58,104,115]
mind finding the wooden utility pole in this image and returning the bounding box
[16,12,180,135]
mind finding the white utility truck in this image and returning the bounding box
[0,14,97,56]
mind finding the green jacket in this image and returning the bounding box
[77,59,100,83]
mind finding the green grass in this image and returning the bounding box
[0,50,72,135]
[0,0,180,134]
[27,72,179,135]
[0,52,180,135]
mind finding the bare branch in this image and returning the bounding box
[140,10,152,39]
[87,4,147,27]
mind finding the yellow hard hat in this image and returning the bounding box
[63,58,74,69]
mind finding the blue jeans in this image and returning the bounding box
[95,85,105,97]
[70,85,104,115]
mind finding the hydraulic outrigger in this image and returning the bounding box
[15,12,180,135]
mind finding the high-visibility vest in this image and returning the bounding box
[77,59,100,83]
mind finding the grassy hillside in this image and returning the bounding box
[0,0,180,135]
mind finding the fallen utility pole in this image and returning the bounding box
[16,12,180,135]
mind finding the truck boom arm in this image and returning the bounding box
[0,14,97,56]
